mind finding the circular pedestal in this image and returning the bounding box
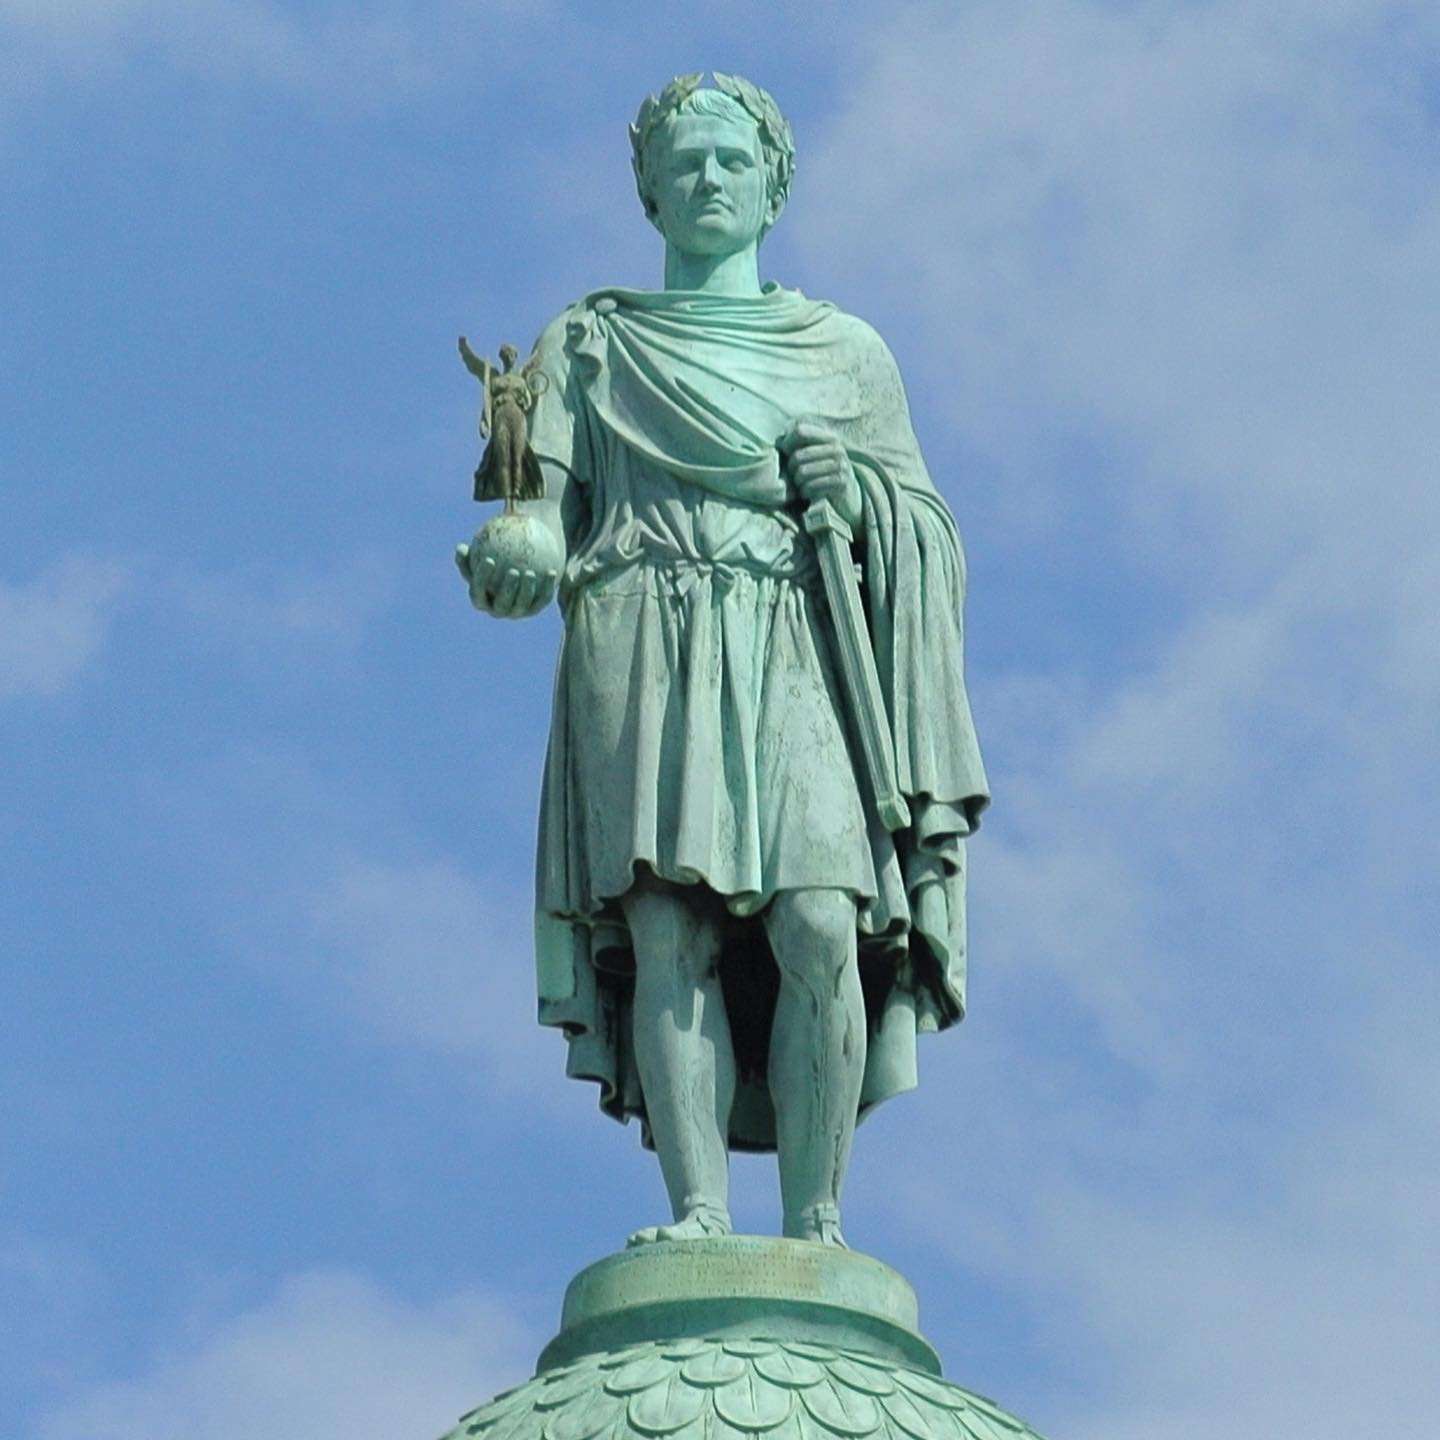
[440,1238,1052,1440]
[539,1236,938,1374]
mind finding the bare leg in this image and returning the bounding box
[622,876,736,1245]
[764,888,865,1247]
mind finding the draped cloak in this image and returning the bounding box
[524,283,988,1151]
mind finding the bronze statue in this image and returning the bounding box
[455,74,988,1250]
[459,338,548,510]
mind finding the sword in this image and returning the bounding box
[803,497,911,833]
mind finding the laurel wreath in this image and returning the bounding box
[629,71,796,232]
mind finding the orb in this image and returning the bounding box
[467,509,564,581]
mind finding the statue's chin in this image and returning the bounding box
[663,220,761,257]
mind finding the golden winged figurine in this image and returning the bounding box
[458,338,549,509]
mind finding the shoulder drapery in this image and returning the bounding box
[524,285,989,1150]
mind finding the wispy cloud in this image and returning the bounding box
[796,0,1440,565]
[7,8,1434,1438]
[142,745,555,1094]
[297,853,540,1066]
[0,554,130,702]
[1,548,394,704]
[155,552,398,681]
[790,3,1439,1434]
[0,0,560,120]
[0,1239,106,1401]
[32,1269,535,1440]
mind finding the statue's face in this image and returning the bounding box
[648,111,768,256]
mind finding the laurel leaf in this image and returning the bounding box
[798,1380,882,1437]
[893,1369,972,1412]
[828,1358,896,1398]
[679,1348,748,1387]
[627,1373,709,1435]
[605,1353,679,1396]
[753,1350,826,1388]
[713,1371,794,1431]
[877,1387,938,1440]
[545,1388,621,1440]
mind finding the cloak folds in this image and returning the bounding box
[526,284,989,1151]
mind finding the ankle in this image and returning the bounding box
[679,1196,732,1227]
[783,1202,846,1245]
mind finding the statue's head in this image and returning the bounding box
[630,73,795,253]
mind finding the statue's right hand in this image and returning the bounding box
[455,543,558,619]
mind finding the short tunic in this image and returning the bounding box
[524,286,989,1150]
[540,413,876,928]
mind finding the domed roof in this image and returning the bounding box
[440,1335,1046,1440]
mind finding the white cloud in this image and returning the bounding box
[789,4,1440,1435]
[933,1037,1440,1440]
[0,1239,105,1396]
[796,0,1440,566]
[143,746,560,1098]
[0,0,139,44]
[297,854,541,1068]
[0,548,395,703]
[877,498,1439,1437]
[161,554,396,671]
[0,554,129,702]
[32,1269,536,1440]
[0,0,562,118]
[789,0,1440,1060]
[8,9,1432,1435]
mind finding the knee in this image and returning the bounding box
[768,889,856,982]
[626,888,723,986]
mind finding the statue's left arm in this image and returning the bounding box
[457,311,582,620]
[828,319,989,1023]
[841,319,990,831]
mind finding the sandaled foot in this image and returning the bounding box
[627,1203,733,1247]
[784,1203,848,1248]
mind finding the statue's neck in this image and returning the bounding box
[663,243,763,296]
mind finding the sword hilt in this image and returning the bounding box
[803,496,854,544]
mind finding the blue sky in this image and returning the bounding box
[3,3,1437,1437]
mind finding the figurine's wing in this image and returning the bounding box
[521,352,550,395]
[519,446,545,502]
[473,442,498,503]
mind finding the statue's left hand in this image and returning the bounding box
[779,422,863,533]
[455,545,558,619]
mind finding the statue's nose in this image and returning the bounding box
[698,155,723,192]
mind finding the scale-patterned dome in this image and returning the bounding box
[441,1336,1046,1440]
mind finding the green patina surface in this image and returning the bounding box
[542,1237,935,1373]
[438,1240,1048,1440]
[440,1335,1046,1440]
[457,71,987,1252]
[442,69,1031,1440]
